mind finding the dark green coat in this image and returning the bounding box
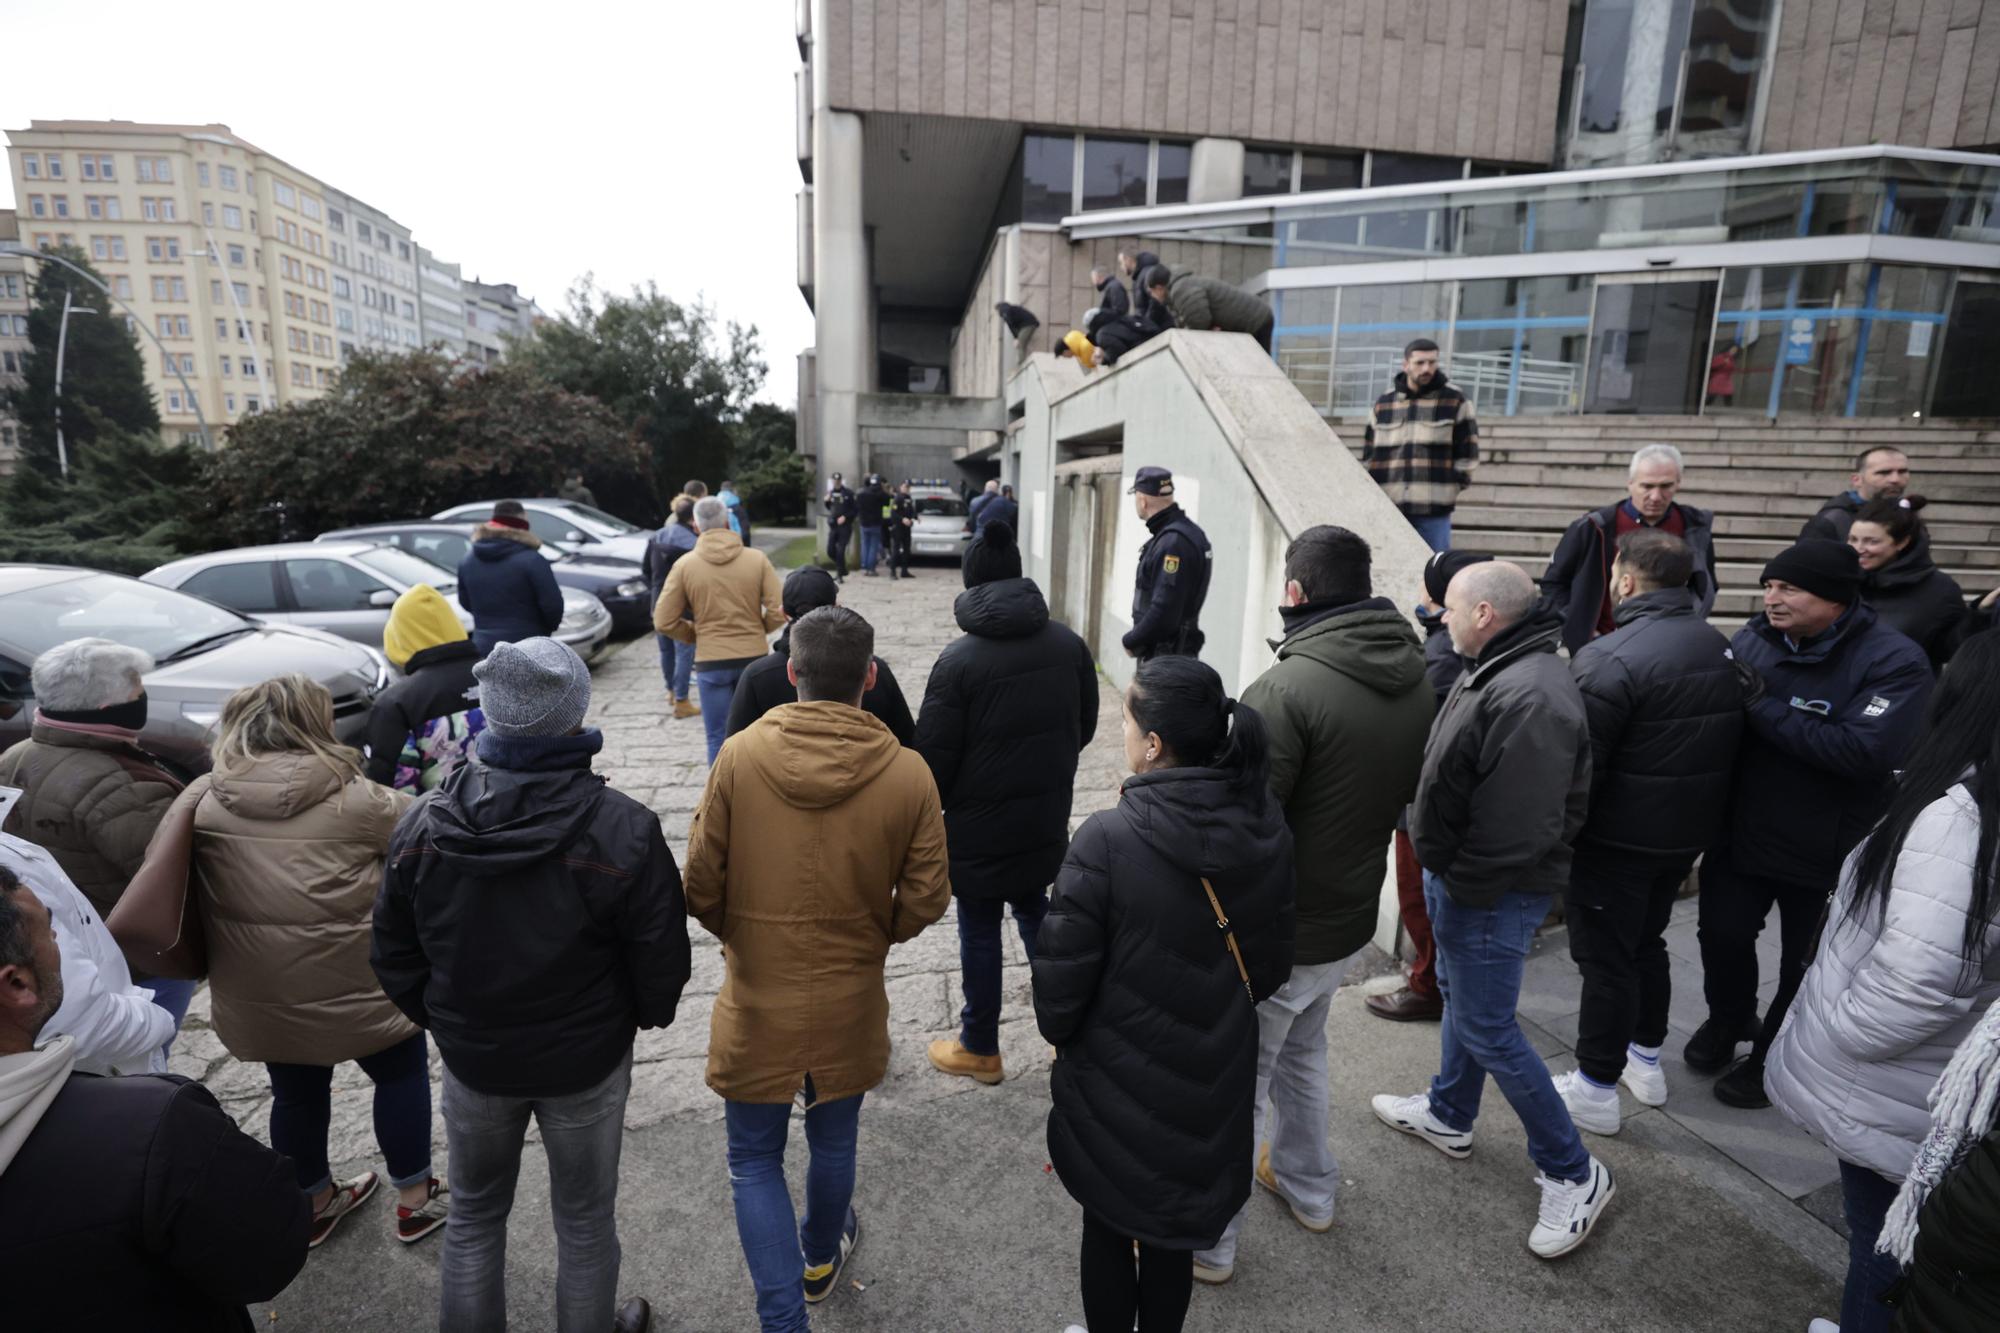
[1165,274,1272,335]
[1242,601,1434,965]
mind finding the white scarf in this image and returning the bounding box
[1878,998,2000,1265]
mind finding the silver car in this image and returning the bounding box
[0,563,388,773]
[908,486,973,559]
[432,499,653,566]
[143,541,613,662]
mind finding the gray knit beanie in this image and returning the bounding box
[473,637,591,737]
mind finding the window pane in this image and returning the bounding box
[1678,0,1775,152]
[1081,137,1148,211]
[1933,280,2000,418]
[182,563,281,614]
[1299,152,1362,194]
[1850,265,1950,418]
[1020,134,1075,223]
[1453,275,1594,415]
[284,559,386,612]
[1155,142,1192,205]
[1242,147,1293,197]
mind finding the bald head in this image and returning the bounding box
[1444,560,1537,659]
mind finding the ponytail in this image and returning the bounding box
[1129,656,1270,793]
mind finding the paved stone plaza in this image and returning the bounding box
[206,543,1849,1330]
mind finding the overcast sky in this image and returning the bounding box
[0,1,812,407]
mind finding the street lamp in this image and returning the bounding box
[53,286,96,479]
[0,242,216,456]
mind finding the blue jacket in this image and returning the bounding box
[975,495,1017,534]
[1721,602,1934,888]
[455,524,562,652]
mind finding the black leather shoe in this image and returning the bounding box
[1714,1056,1771,1109]
[612,1297,651,1333]
[1683,1017,1758,1074]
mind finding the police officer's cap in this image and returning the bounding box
[1128,466,1175,497]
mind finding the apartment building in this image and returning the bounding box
[0,211,26,471]
[463,279,543,365]
[416,245,468,359]
[794,0,2000,484]
[4,119,538,447]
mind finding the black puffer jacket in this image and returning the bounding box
[1570,587,1743,857]
[1539,501,1718,653]
[1034,767,1296,1249]
[1410,606,1592,908]
[362,640,482,789]
[1094,269,1130,322]
[1800,491,1863,543]
[372,729,692,1097]
[1128,250,1164,325]
[1862,533,1968,671]
[1897,1122,2000,1332]
[0,1069,309,1332]
[1723,603,1934,889]
[916,577,1098,900]
[725,630,916,746]
[1416,605,1464,704]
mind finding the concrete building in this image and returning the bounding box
[794,0,2000,487]
[463,279,543,365]
[326,189,420,356]
[0,210,27,472]
[415,245,468,358]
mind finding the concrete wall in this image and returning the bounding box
[1008,327,1434,949]
[1762,0,2000,152]
[819,0,1570,165]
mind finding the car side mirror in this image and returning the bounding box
[565,530,587,544]
[368,588,398,608]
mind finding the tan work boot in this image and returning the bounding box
[672,697,700,720]
[927,1038,1003,1085]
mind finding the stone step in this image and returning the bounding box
[1469,462,2000,496]
[1451,505,2000,545]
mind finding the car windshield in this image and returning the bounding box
[4,573,253,660]
[916,496,968,517]
[353,545,457,591]
[554,502,641,537]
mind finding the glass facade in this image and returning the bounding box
[1081,137,1149,212]
[1074,149,2000,418]
[1569,0,1776,168]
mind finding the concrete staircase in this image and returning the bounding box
[1341,416,2000,628]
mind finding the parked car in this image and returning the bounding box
[909,483,973,560]
[317,521,653,635]
[431,498,653,565]
[0,563,389,773]
[143,541,613,662]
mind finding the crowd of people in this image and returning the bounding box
[1004,247,1277,373]
[4,424,2000,1333]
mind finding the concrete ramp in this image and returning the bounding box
[1008,329,1435,697]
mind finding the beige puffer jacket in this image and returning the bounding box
[192,751,414,1065]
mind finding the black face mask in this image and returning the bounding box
[44,691,149,732]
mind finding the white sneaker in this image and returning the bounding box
[1370,1092,1473,1159]
[1528,1155,1615,1259]
[1620,1055,1668,1107]
[1191,1257,1234,1285]
[1554,1069,1622,1137]
[1806,1320,1839,1332]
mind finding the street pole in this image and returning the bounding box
[0,243,216,454]
[52,285,96,479]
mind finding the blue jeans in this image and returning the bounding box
[1409,513,1453,552]
[697,664,745,764]
[956,891,1047,1057]
[1839,1159,1902,1333]
[657,633,694,699]
[265,1031,434,1195]
[148,976,197,1061]
[1423,873,1589,1184]
[724,1078,865,1333]
[860,526,883,572]
[441,1050,632,1333]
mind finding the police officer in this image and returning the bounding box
[824,472,857,582]
[1122,465,1213,661]
[889,480,918,580]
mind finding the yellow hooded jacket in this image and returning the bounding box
[382,584,468,669]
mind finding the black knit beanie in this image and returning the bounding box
[962,521,1023,588]
[1423,549,1493,606]
[1760,539,1862,604]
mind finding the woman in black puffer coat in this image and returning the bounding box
[1850,495,1968,671]
[1034,655,1295,1333]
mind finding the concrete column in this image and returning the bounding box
[811,106,868,503]
[1188,138,1246,204]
